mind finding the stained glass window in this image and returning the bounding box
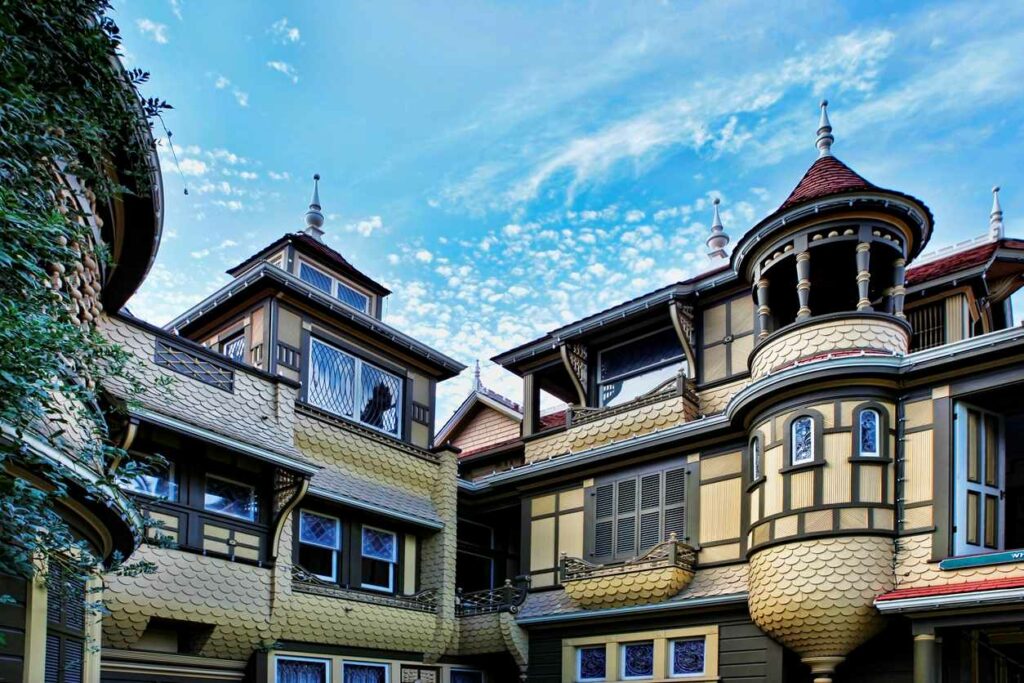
[299,262,333,294]
[750,438,761,481]
[577,646,606,681]
[859,409,880,457]
[361,526,397,592]
[621,641,654,679]
[337,281,370,313]
[791,416,814,465]
[671,638,706,676]
[204,475,257,521]
[277,657,329,683]
[344,662,387,683]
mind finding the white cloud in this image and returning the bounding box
[214,75,230,89]
[415,249,434,263]
[137,19,169,44]
[625,210,645,223]
[169,0,183,20]
[233,89,249,107]
[178,158,208,176]
[345,216,384,237]
[268,171,290,181]
[270,17,301,44]
[238,171,258,180]
[212,200,245,212]
[266,61,299,84]
[190,249,209,259]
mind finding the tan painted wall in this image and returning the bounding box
[527,488,585,588]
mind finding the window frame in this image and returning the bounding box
[850,402,891,462]
[298,509,342,582]
[781,411,825,473]
[275,655,332,683]
[360,525,398,593]
[121,459,177,501]
[619,641,655,681]
[220,332,247,364]
[306,336,405,437]
[562,626,719,683]
[595,327,686,408]
[449,669,485,683]
[669,637,707,678]
[203,473,258,522]
[748,435,764,488]
[298,258,371,314]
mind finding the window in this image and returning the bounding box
[908,300,946,351]
[750,437,762,482]
[577,646,606,682]
[858,409,880,458]
[954,403,1004,556]
[204,475,257,521]
[298,510,341,581]
[307,338,404,436]
[361,526,398,592]
[45,562,86,683]
[276,656,330,683]
[120,462,177,500]
[597,328,685,407]
[790,416,814,466]
[343,662,388,683]
[450,671,484,683]
[299,261,370,313]
[670,638,706,677]
[589,464,687,564]
[621,642,654,680]
[221,334,246,364]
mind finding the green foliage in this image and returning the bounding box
[0,0,169,586]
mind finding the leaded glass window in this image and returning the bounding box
[621,641,654,680]
[277,657,329,683]
[307,338,404,436]
[299,260,371,313]
[791,416,814,466]
[343,662,386,683]
[577,646,606,681]
[298,510,341,581]
[120,463,177,500]
[361,526,397,592]
[300,262,333,294]
[204,475,257,521]
[671,638,706,677]
[597,328,686,407]
[859,409,880,457]
[337,281,370,313]
[221,334,246,364]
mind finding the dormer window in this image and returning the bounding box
[597,328,685,407]
[299,260,370,314]
[307,337,404,436]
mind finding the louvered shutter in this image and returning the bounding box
[663,466,687,542]
[592,483,614,561]
[638,472,662,552]
[614,479,638,560]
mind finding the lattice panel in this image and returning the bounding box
[154,339,234,392]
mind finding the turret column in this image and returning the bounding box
[796,251,812,320]
[892,257,907,319]
[856,242,872,311]
[756,278,771,338]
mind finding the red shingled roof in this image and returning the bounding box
[905,242,999,287]
[780,155,875,211]
[876,576,1024,602]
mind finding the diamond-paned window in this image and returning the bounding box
[362,527,396,561]
[791,416,814,465]
[337,281,370,313]
[671,638,706,676]
[621,642,654,679]
[299,262,333,294]
[577,646,606,681]
[300,510,340,548]
[859,409,880,457]
[300,260,371,313]
[307,338,404,436]
[361,526,397,592]
[298,510,340,582]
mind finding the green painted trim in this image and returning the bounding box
[938,549,1024,570]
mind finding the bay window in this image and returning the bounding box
[597,328,685,407]
[293,511,406,596]
[307,337,404,437]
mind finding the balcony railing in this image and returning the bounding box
[292,566,438,613]
[455,577,530,616]
[565,373,697,428]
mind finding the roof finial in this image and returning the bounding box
[705,197,730,260]
[816,99,834,158]
[990,185,1004,241]
[304,173,325,241]
[472,360,482,391]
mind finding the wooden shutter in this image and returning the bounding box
[638,472,662,552]
[614,479,638,560]
[592,483,614,561]
[663,466,687,542]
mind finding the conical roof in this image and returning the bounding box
[779,155,875,211]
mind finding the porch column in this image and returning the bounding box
[893,257,907,319]
[856,242,872,311]
[913,626,937,683]
[756,278,771,339]
[796,251,812,321]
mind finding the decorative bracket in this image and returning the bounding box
[668,301,696,370]
[270,468,309,560]
[559,342,588,407]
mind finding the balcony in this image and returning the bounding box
[455,578,529,616]
[291,566,439,613]
[559,535,697,609]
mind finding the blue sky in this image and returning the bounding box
[117,0,1024,420]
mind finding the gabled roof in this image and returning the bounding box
[227,232,391,296]
[779,155,875,210]
[435,386,522,448]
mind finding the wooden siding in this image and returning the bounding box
[451,405,520,454]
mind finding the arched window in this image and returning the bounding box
[791,416,814,466]
[750,437,762,481]
[858,409,880,457]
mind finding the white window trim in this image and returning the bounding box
[597,327,686,385]
[858,409,881,457]
[307,337,404,437]
[298,509,342,582]
[669,637,707,678]
[619,642,655,681]
[450,669,486,683]
[275,655,331,683]
[204,473,257,522]
[790,417,815,466]
[342,660,389,683]
[298,258,372,314]
[575,646,607,682]
[360,525,397,592]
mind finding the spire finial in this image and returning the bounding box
[990,185,1004,241]
[304,173,325,241]
[473,360,482,391]
[816,99,834,158]
[705,197,730,260]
